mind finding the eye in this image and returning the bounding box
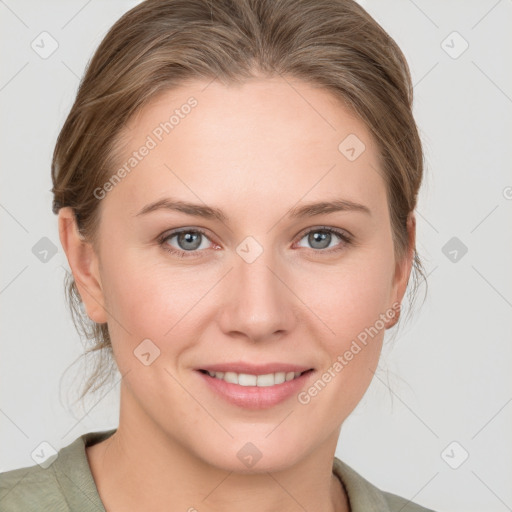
[158,228,215,258]
[295,226,352,253]
[158,226,353,259]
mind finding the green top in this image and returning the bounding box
[0,429,435,511]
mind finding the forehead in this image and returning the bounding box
[102,77,386,222]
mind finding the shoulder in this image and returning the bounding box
[333,457,437,512]
[0,462,67,511]
[0,428,116,512]
[380,489,437,512]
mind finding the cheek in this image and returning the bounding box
[300,253,394,343]
[296,249,394,394]
[99,248,227,370]
[293,261,392,416]
[101,228,395,373]
[99,252,198,349]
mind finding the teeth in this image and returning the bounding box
[205,370,303,386]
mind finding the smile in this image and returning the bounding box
[198,369,311,387]
[196,368,315,409]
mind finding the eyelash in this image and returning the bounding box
[157,226,353,259]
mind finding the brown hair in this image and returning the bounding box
[52,0,426,407]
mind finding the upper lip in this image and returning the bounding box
[197,362,314,375]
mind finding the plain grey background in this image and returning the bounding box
[1,1,511,511]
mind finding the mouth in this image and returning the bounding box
[197,368,314,387]
[195,365,316,409]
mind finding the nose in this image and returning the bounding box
[217,244,297,343]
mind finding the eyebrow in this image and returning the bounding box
[135,197,371,222]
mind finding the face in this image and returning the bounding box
[61,76,413,472]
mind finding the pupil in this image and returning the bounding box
[310,231,330,249]
[179,231,201,250]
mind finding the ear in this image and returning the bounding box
[58,207,108,324]
[386,212,416,329]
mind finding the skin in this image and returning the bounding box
[59,76,415,512]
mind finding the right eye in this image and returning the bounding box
[158,228,216,258]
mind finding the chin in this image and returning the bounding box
[194,436,305,474]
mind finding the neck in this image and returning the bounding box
[86,387,349,512]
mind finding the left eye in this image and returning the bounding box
[296,228,350,251]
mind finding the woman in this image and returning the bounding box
[0,0,436,510]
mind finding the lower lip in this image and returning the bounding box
[196,370,315,409]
